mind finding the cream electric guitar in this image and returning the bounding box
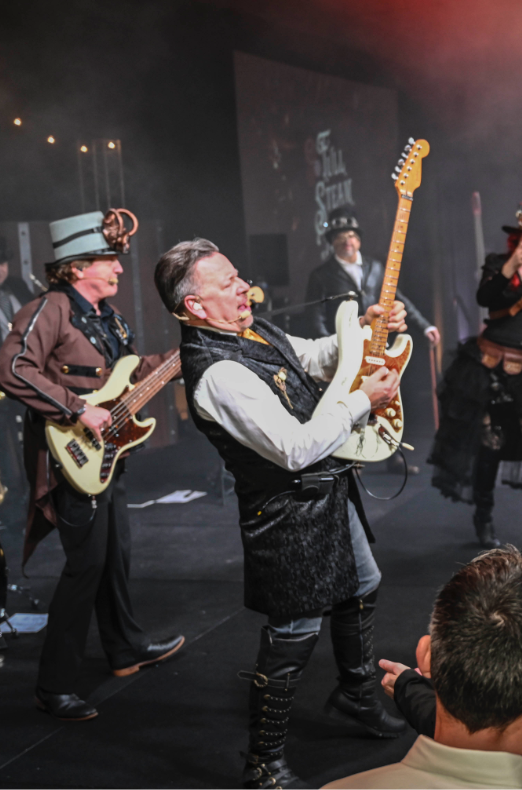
[313,137,430,462]
[46,351,181,495]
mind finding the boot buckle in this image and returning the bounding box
[254,672,269,688]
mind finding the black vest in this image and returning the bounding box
[181,318,369,617]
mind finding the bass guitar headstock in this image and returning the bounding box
[391,138,430,198]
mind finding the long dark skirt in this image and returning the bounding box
[428,338,522,503]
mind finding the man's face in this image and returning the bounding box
[332,230,361,262]
[0,262,9,287]
[186,253,253,332]
[72,256,123,302]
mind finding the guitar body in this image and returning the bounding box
[334,332,412,462]
[45,355,156,496]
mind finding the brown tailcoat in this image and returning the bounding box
[0,291,177,566]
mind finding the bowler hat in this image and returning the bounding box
[502,206,522,235]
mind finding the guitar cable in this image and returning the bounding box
[354,449,409,501]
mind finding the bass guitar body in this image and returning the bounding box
[45,355,156,496]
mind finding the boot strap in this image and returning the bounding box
[237,670,299,689]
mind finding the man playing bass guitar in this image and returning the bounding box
[0,209,184,721]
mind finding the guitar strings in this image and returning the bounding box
[100,352,181,440]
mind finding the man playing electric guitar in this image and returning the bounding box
[155,238,408,789]
[0,209,184,721]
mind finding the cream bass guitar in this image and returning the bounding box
[313,137,430,462]
[46,351,181,495]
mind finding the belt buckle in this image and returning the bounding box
[254,672,269,688]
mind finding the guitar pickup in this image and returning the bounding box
[65,439,89,468]
[83,428,102,451]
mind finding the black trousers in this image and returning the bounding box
[37,462,146,693]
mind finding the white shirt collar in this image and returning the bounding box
[335,250,363,267]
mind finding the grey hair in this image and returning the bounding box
[154,238,219,314]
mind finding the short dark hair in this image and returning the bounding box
[430,546,522,733]
[154,238,219,314]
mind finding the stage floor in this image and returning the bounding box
[0,427,519,789]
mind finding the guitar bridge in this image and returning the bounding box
[100,442,118,483]
[66,439,89,468]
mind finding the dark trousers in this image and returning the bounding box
[37,463,146,693]
[472,444,501,512]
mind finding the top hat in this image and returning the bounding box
[324,208,361,244]
[502,206,522,235]
[46,208,138,269]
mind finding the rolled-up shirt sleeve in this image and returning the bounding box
[193,359,370,471]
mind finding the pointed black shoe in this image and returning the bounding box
[239,626,318,789]
[112,634,185,676]
[35,688,98,721]
[473,508,501,549]
[325,588,406,739]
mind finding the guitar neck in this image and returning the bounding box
[368,195,413,359]
[117,351,181,415]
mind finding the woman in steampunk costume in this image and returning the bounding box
[430,209,522,548]
[0,209,184,721]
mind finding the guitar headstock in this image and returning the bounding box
[391,138,430,198]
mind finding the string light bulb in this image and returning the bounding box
[80,145,88,153]
[13,118,22,126]
[107,141,116,149]
[47,136,55,144]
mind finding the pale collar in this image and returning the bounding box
[335,250,363,267]
[403,735,522,788]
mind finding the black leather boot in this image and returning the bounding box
[473,507,501,549]
[325,589,406,739]
[239,626,318,789]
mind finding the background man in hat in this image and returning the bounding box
[0,209,184,721]
[430,208,522,549]
[305,207,440,345]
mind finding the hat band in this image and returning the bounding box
[53,226,103,250]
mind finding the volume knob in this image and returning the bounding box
[392,419,403,429]
[385,408,396,418]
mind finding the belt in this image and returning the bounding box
[489,296,522,320]
[477,335,522,375]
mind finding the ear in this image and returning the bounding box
[70,265,85,281]
[184,294,208,320]
[416,634,431,678]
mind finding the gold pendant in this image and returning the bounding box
[273,367,293,409]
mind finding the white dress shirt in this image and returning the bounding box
[193,330,370,472]
[335,251,363,290]
[323,734,522,789]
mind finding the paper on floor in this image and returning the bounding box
[128,490,207,508]
[6,614,48,633]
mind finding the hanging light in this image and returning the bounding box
[47,136,55,144]
[80,145,88,153]
[107,141,116,149]
[13,118,22,126]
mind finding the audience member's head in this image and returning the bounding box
[427,545,522,733]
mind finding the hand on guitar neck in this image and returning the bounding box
[360,300,408,334]
[360,367,400,411]
[79,404,112,442]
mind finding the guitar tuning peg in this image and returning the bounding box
[408,137,415,144]
[404,145,412,152]
[391,173,398,180]
[395,166,402,173]
[398,158,405,165]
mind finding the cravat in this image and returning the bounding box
[238,328,271,346]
